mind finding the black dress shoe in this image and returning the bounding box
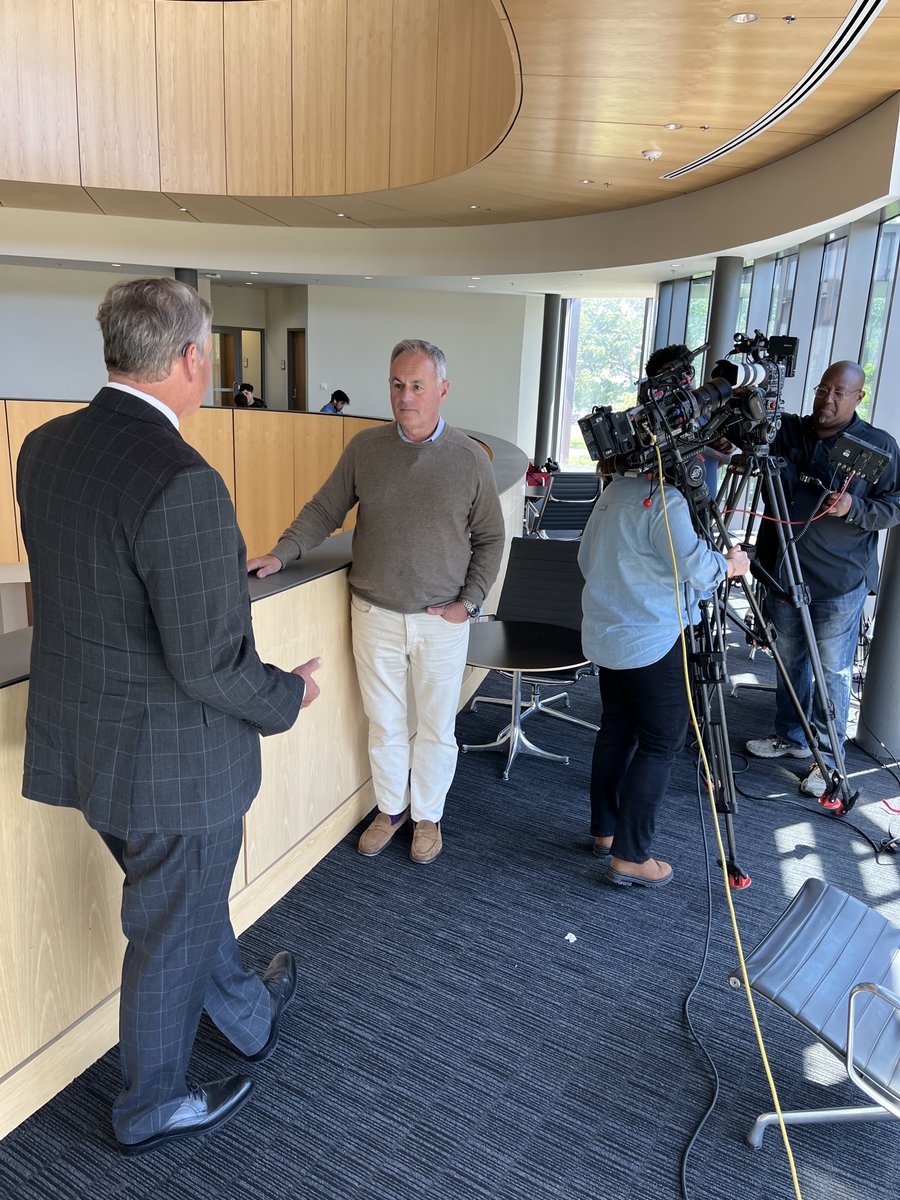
[244,950,297,1063]
[117,1074,254,1156]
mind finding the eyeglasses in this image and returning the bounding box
[813,385,862,401]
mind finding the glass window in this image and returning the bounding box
[737,264,753,335]
[768,253,798,336]
[803,238,847,413]
[559,297,651,468]
[860,215,900,421]
[686,274,712,374]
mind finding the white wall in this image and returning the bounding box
[306,284,538,448]
[0,264,168,400]
[209,285,268,329]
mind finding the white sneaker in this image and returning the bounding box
[746,734,812,760]
[800,764,828,797]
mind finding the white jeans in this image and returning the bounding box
[350,596,470,822]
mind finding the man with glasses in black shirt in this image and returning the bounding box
[746,361,900,796]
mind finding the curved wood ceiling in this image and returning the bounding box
[0,0,899,230]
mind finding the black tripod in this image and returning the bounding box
[711,450,858,815]
[661,443,858,889]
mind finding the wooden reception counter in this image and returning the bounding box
[0,411,527,1138]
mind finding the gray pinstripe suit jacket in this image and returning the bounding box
[16,387,304,838]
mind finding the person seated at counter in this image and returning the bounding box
[16,278,322,1155]
[320,388,350,414]
[248,339,505,865]
[235,381,267,408]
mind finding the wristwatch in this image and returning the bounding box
[460,599,483,619]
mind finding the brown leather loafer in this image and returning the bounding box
[358,807,409,856]
[604,856,673,888]
[410,819,442,864]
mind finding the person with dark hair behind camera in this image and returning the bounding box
[745,360,900,796]
[579,458,749,888]
[235,382,267,408]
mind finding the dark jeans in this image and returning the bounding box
[589,639,690,864]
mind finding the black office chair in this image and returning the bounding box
[461,537,598,780]
[531,471,600,539]
[729,877,900,1148]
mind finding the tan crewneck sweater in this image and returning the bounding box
[271,422,505,613]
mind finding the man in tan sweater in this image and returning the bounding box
[248,340,505,863]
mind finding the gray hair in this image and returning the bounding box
[389,339,447,383]
[97,278,212,382]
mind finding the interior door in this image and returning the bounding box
[288,329,307,411]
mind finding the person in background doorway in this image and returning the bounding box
[236,382,267,408]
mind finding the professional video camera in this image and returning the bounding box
[577,331,799,474]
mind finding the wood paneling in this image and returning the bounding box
[292,0,347,196]
[74,0,160,191]
[292,413,344,514]
[467,5,517,163]
[389,0,439,188]
[225,0,293,196]
[156,0,227,195]
[434,0,475,179]
[0,404,18,563]
[233,410,296,559]
[0,0,80,185]
[180,407,236,502]
[244,571,370,881]
[0,684,124,1076]
[6,402,88,563]
[345,0,393,194]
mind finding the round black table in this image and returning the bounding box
[462,620,595,780]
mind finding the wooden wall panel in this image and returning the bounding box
[245,571,369,881]
[0,0,80,185]
[0,684,124,1076]
[467,4,517,164]
[434,0,475,179]
[345,0,393,194]
[389,0,439,188]
[180,407,235,502]
[225,0,293,196]
[156,0,227,195]
[292,0,347,196]
[292,413,344,514]
[0,404,18,563]
[6,402,88,563]
[74,0,160,190]
[233,410,296,559]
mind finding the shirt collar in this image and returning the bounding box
[106,381,180,429]
[396,415,445,444]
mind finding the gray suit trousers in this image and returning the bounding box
[100,823,273,1143]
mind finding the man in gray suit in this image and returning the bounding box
[16,278,322,1154]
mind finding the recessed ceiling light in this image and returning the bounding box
[336,212,346,218]
[250,271,259,276]
[110,262,121,267]
[245,282,253,286]
[663,123,683,131]
[580,178,594,185]
[467,284,477,289]
[730,12,759,23]
[364,276,373,280]
[471,276,481,280]
[641,149,663,161]
[469,204,479,210]
[205,272,221,279]
[670,262,684,269]
[178,207,189,213]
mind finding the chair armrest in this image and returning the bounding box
[846,981,900,1118]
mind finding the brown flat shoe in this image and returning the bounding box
[604,856,673,889]
[410,819,442,864]
[358,807,409,856]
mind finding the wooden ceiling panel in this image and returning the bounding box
[0,182,100,215]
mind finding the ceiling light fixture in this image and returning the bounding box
[580,178,594,185]
[364,276,373,280]
[641,149,663,161]
[469,204,480,210]
[471,276,481,280]
[663,123,683,131]
[178,207,189,213]
[467,284,477,289]
[730,12,759,23]
[110,262,121,267]
[245,281,253,286]
[250,271,259,276]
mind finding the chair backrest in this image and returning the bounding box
[495,537,585,631]
[533,471,600,535]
